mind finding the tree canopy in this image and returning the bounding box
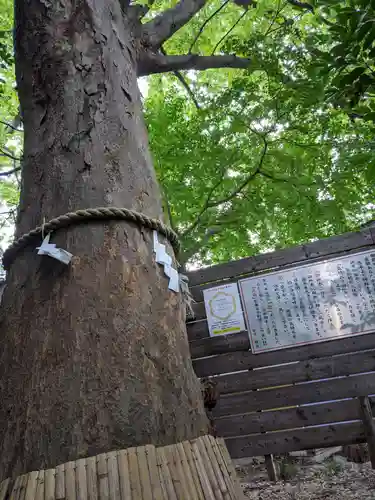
[1,0,375,268]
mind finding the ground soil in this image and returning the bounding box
[237,454,375,499]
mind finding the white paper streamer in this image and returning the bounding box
[37,233,73,265]
[153,231,179,292]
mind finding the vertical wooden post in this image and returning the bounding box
[358,396,375,469]
[264,455,277,482]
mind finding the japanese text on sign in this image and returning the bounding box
[239,250,375,353]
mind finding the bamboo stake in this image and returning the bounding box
[217,439,244,500]
[25,472,39,500]
[86,457,98,500]
[55,464,65,500]
[97,454,109,500]
[35,470,45,500]
[196,438,224,500]
[136,446,152,500]
[127,448,142,500]
[107,453,120,500]
[144,445,163,500]
[75,459,87,500]
[156,447,177,500]
[117,451,131,500]
[207,436,236,500]
[175,443,198,500]
[9,475,22,500]
[0,478,10,500]
[202,436,229,498]
[191,441,215,500]
[182,442,205,500]
[44,469,56,500]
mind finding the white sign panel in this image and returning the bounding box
[239,250,375,353]
[203,283,246,337]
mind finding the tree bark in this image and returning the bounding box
[0,0,208,480]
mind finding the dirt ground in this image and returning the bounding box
[237,454,375,499]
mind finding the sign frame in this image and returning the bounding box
[203,282,246,337]
[238,249,375,354]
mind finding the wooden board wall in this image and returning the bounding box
[185,228,375,459]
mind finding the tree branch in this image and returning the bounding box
[181,138,268,238]
[0,148,21,162]
[180,167,226,238]
[0,119,22,133]
[211,9,248,54]
[160,46,200,109]
[189,0,229,54]
[138,53,250,76]
[286,0,313,12]
[0,166,21,177]
[173,71,201,108]
[207,138,268,207]
[161,183,177,232]
[143,0,207,48]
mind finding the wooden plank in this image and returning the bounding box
[215,398,363,437]
[264,455,277,482]
[127,448,142,500]
[35,471,45,500]
[55,464,65,500]
[214,372,375,417]
[215,349,375,395]
[187,229,373,287]
[144,445,163,500]
[358,396,375,469]
[188,302,207,322]
[65,463,75,500]
[107,453,120,500]
[25,472,39,500]
[44,469,56,500]
[97,454,109,500]
[75,460,87,500]
[117,451,131,500]
[187,245,307,287]
[187,320,212,342]
[193,332,375,377]
[136,446,153,500]
[86,457,98,500]
[0,479,10,500]
[190,331,250,358]
[225,420,367,458]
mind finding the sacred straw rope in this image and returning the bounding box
[2,207,180,270]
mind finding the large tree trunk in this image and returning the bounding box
[0,0,208,480]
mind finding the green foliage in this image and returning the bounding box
[145,0,375,265]
[0,0,20,253]
[309,1,375,119]
[1,0,375,269]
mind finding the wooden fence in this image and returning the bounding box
[186,228,375,466]
[0,436,245,500]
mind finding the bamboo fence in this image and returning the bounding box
[0,436,244,500]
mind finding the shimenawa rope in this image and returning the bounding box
[2,207,180,270]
